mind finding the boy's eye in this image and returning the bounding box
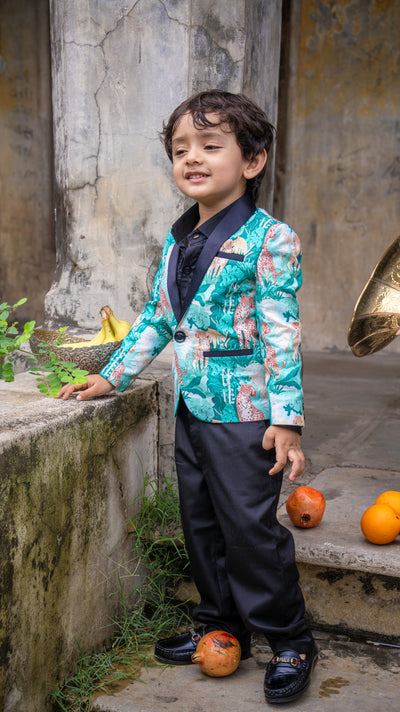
[174,148,186,157]
[204,144,219,150]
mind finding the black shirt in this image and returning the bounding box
[172,202,232,306]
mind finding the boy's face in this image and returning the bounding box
[171,112,252,217]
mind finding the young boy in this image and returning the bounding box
[58,90,317,704]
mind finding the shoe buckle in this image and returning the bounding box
[272,655,300,667]
[191,629,202,644]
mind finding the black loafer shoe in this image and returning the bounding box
[154,626,252,665]
[264,643,318,704]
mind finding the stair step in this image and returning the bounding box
[278,466,400,641]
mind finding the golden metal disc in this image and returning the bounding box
[348,236,400,357]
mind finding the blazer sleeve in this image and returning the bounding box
[100,234,175,391]
[255,221,304,427]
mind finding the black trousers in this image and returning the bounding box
[174,397,314,654]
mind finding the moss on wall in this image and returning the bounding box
[0,376,159,711]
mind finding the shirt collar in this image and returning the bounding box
[171,193,256,243]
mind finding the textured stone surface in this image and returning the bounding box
[45,0,282,330]
[279,467,400,640]
[278,351,400,641]
[0,373,159,712]
[298,350,400,483]
[279,467,400,577]
[299,563,400,641]
[0,0,55,325]
[92,633,400,712]
[2,348,400,709]
[276,0,400,352]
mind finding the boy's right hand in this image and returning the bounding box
[57,374,115,401]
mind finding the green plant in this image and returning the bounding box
[0,299,89,396]
[29,338,89,397]
[51,473,192,711]
[0,298,35,381]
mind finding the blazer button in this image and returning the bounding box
[174,330,186,343]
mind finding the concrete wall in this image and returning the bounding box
[45,0,282,331]
[2,0,399,352]
[0,371,170,712]
[0,0,55,326]
[275,0,400,352]
[0,5,283,708]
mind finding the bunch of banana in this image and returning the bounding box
[64,306,131,349]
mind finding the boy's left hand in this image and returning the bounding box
[262,425,305,481]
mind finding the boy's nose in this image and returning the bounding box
[185,146,200,163]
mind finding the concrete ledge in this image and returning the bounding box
[279,467,400,577]
[278,466,400,640]
[0,367,173,712]
[298,562,400,641]
[2,350,400,706]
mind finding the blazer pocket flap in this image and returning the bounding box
[203,348,253,357]
[215,251,245,262]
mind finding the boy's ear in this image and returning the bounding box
[243,149,267,179]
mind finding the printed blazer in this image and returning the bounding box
[101,194,304,425]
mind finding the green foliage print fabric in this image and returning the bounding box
[101,208,304,425]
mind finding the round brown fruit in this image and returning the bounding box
[191,630,241,677]
[286,485,326,528]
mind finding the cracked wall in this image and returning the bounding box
[45,0,282,331]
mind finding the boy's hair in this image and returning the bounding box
[161,89,275,202]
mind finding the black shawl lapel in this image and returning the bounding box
[167,243,181,323]
[180,193,256,319]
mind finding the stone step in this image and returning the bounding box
[92,633,400,712]
[278,466,400,642]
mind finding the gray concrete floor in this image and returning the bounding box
[92,633,400,711]
[93,350,400,711]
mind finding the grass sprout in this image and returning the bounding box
[51,473,192,711]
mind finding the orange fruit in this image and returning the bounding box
[361,504,400,545]
[375,491,400,517]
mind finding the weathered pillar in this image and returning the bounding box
[46,0,282,330]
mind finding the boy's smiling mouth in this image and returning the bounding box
[185,172,209,182]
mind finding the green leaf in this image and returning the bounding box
[48,373,61,384]
[59,375,73,384]
[59,359,81,369]
[13,298,27,307]
[75,375,89,384]
[23,320,36,334]
[0,337,14,352]
[2,361,15,382]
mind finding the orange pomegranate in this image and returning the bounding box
[191,631,241,677]
[375,491,400,518]
[361,504,400,545]
[286,486,326,528]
